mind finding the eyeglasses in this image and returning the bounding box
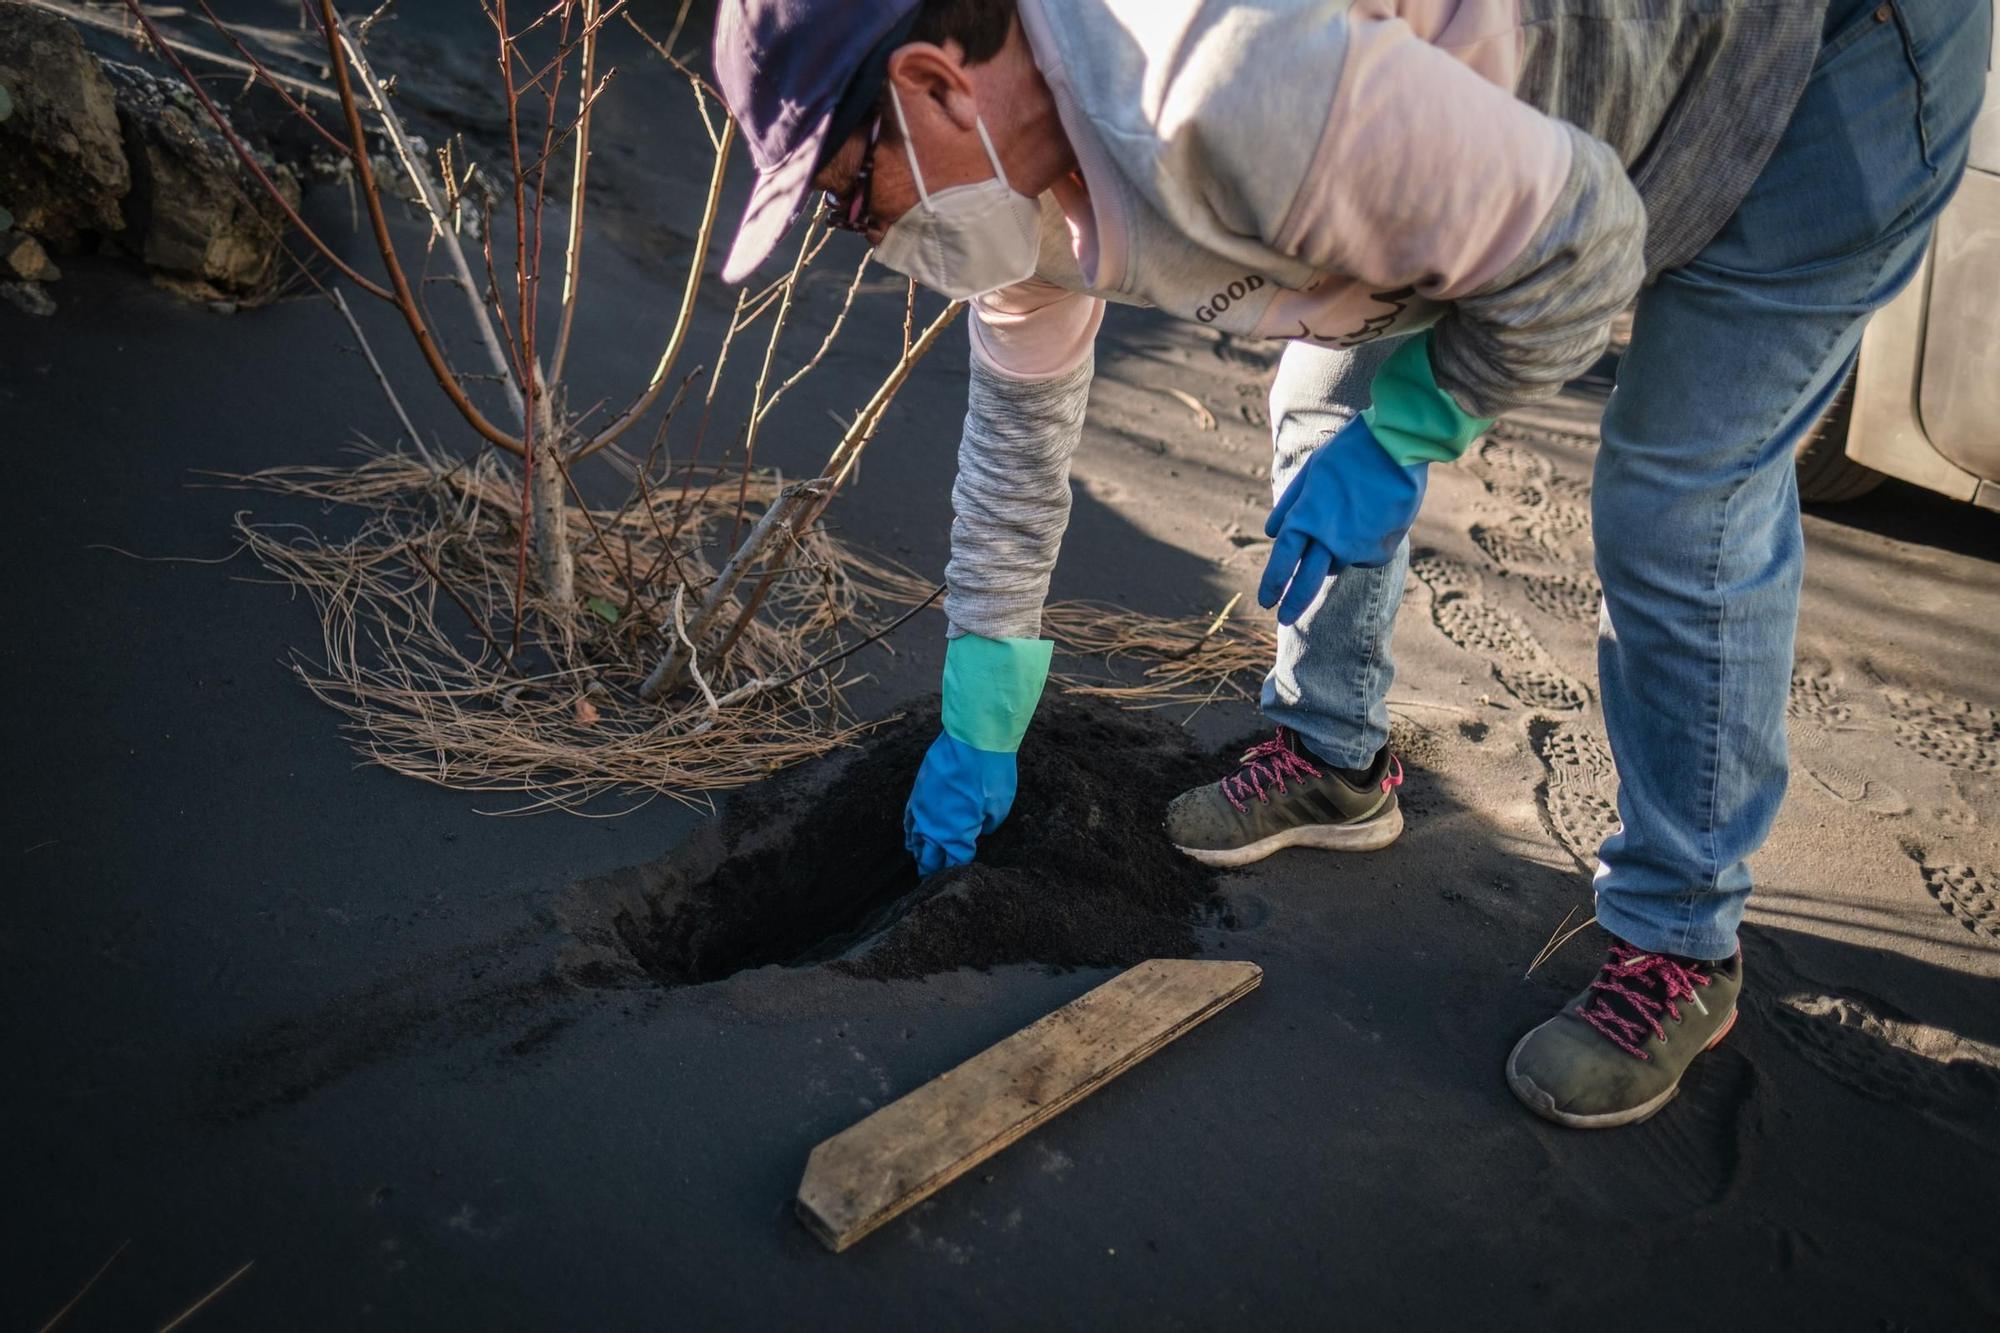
[819,113,884,234]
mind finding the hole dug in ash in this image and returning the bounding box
[557,698,1236,988]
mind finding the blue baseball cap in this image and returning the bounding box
[713,0,923,284]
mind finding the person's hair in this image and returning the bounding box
[908,0,1018,64]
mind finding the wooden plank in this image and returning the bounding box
[796,958,1263,1252]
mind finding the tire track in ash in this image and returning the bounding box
[1529,718,1621,868]
[1411,552,1591,712]
[1904,842,2000,946]
[1787,663,1910,817]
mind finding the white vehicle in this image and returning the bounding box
[1797,53,2000,509]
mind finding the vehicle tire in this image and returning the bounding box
[1796,368,1886,503]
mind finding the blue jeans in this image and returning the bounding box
[1262,0,1990,959]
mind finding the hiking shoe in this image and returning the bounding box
[1164,727,1404,867]
[1507,942,1743,1129]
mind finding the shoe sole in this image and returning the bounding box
[1504,1007,1739,1130]
[1172,803,1405,868]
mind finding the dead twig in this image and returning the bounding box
[329,288,430,465]
[1525,907,1600,979]
[156,1260,254,1333]
[35,1238,130,1333]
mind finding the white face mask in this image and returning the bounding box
[872,83,1041,300]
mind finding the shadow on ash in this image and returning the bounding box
[557,698,1253,989]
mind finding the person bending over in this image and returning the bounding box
[709,0,1990,1127]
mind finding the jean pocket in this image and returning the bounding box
[1885,0,1938,167]
[1816,0,1898,70]
[1811,0,1937,177]
[1891,0,1995,173]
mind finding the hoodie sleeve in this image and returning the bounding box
[943,281,1103,640]
[1154,13,1646,421]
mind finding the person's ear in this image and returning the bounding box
[886,43,980,133]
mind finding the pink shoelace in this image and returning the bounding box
[1577,944,1715,1060]
[1219,728,1404,812]
[1221,730,1324,812]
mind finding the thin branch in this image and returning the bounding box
[822,300,966,496]
[156,1260,254,1333]
[332,10,527,425]
[492,0,561,627]
[115,0,393,300]
[706,302,963,669]
[732,220,820,543]
[570,116,735,461]
[621,9,723,103]
[675,583,944,731]
[756,581,942,692]
[328,288,430,465]
[550,450,642,612]
[35,1239,129,1333]
[754,248,870,428]
[47,0,334,104]
[313,0,527,454]
[187,0,351,156]
[638,478,828,700]
[549,0,597,389]
[662,288,748,548]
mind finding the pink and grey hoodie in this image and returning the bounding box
[945,0,1826,642]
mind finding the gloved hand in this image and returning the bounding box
[904,633,1053,876]
[1258,416,1427,626]
[1258,333,1495,627]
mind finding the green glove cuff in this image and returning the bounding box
[941,634,1053,754]
[1361,332,1497,467]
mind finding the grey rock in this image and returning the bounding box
[1,278,56,316]
[0,6,131,250]
[3,229,59,281]
[102,61,299,302]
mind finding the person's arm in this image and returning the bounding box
[1157,16,1643,618]
[904,278,1103,874]
[943,278,1104,640]
[1153,14,1645,447]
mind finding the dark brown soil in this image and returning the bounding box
[601,696,1241,986]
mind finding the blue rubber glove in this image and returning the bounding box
[1258,333,1495,627]
[904,634,1053,876]
[1258,416,1427,626]
[903,733,1018,876]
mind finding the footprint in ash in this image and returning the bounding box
[1760,990,2000,1129]
[1412,554,1591,712]
[1787,663,1910,817]
[1551,1038,1760,1220]
[1876,682,2000,775]
[1470,518,1562,574]
[1530,719,1621,869]
[1518,570,1602,625]
[1904,842,2000,946]
[1465,439,1593,558]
